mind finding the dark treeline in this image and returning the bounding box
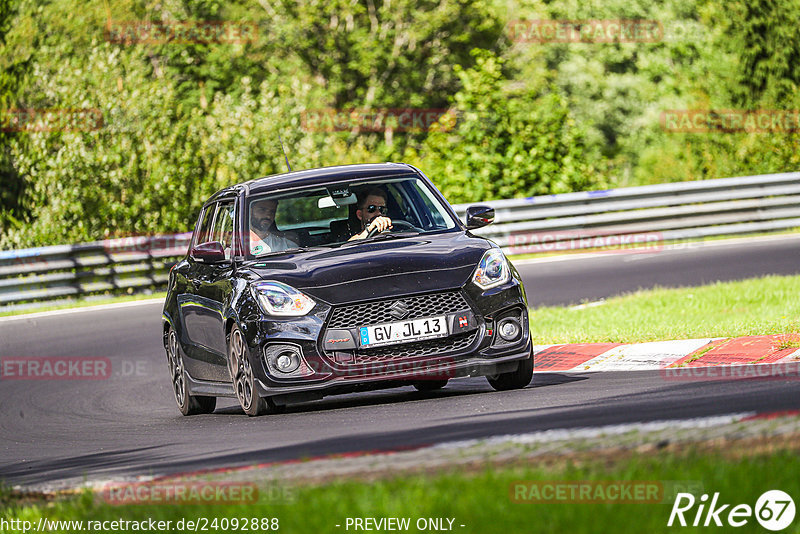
[0,0,798,247]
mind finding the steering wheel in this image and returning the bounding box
[366,219,418,238]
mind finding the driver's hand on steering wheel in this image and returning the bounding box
[351,216,393,240]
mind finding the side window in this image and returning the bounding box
[193,204,216,247]
[211,201,236,259]
[407,180,450,229]
[414,184,447,228]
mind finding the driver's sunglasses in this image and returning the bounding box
[365,205,388,215]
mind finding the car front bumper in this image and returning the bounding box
[253,342,532,403]
[244,280,531,398]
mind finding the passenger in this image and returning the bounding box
[249,198,298,255]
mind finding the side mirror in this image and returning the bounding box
[190,241,227,263]
[465,205,495,229]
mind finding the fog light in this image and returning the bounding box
[497,318,521,341]
[263,343,314,378]
[274,350,301,373]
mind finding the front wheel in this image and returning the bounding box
[487,353,533,391]
[228,325,281,416]
[166,326,216,415]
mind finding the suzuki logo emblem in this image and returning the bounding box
[388,300,410,320]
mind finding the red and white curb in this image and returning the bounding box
[533,335,800,373]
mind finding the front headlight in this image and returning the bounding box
[252,281,316,316]
[471,248,510,289]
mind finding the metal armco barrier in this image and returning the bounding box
[0,233,192,306]
[452,171,800,254]
[2,172,799,306]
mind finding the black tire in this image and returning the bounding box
[166,326,217,415]
[487,353,533,391]
[413,379,449,391]
[228,325,280,417]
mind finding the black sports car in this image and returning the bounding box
[162,163,532,416]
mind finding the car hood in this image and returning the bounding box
[242,231,492,305]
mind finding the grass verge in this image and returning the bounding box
[0,292,166,317]
[530,274,800,344]
[2,444,799,533]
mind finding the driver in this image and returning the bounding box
[249,198,298,255]
[349,187,393,240]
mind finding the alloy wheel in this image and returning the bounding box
[167,329,185,407]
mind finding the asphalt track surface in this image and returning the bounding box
[1,235,799,489]
[517,234,800,306]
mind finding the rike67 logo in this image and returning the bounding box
[668,490,795,531]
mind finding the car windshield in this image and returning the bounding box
[245,175,458,258]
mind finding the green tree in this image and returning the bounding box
[719,0,800,108]
[0,0,33,234]
[634,0,800,183]
[418,50,598,203]
[275,0,506,109]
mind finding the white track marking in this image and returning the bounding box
[577,339,717,372]
[775,348,800,364]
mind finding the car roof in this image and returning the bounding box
[209,163,420,202]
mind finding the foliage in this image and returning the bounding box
[275,0,506,110]
[1,0,800,247]
[417,50,599,203]
[718,0,800,107]
[0,0,31,235]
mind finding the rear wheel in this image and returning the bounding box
[487,353,533,391]
[413,379,449,391]
[166,327,216,415]
[228,325,281,416]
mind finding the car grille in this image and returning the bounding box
[355,331,478,364]
[323,290,479,366]
[326,290,470,329]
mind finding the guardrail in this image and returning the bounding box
[0,233,192,306]
[2,171,799,307]
[452,171,800,254]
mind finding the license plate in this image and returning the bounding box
[359,316,448,347]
